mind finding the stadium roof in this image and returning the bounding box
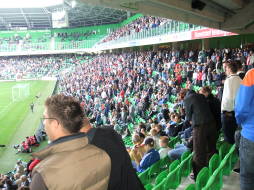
[0,1,128,30]
[80,0,254,34]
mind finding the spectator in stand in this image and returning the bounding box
[158,136,171,159]
[101,16,171,43]
[235,68,254,190]
[221,60,242,144]
[80,118,145,190]
[30,94,111,190]
[181,89,217,180]
[236,60,246,79]
[129,134,147,167]
[200,86,221,133]
[246,50,254,70]
[137,137,160,172]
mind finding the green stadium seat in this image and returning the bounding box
[221,145,236,176]
[145,183,154,190]
[185,184,196,190]
[159,156,171,170]
[168,136,180,148]
[169,159,180,171]
[181,151,191,162]
[148,160,162,180]
[163,164,181,189]
[138,168,150,185]
[208,154,220,176]
[203,164,223,190]
[219,143,232,161]
[152,179,165,190]
[155,170,169,186]
[196,167,209,190]
[179,153,193,177]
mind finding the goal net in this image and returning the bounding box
[12,83,30,102]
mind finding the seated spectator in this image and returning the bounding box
[150,128,160,149]
[166,113,183,137]
[158,136,171,159]
[137,137,160,172]
[168,143,189,160]
[15,161,25,175]
[154,124,167,136]
[129,134,147,166]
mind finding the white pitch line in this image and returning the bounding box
[0,102,13,118]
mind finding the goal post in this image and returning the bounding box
[12,83,30,102]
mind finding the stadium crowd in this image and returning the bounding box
[0,47,254,189]
[101,16,171,43]
[0,55,85,80]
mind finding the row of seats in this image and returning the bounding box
[134,134,237,190]
[185,143,238,190]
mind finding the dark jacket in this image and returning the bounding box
[87,128,145,190]
[184,91,214,126]
[206,94,222,131]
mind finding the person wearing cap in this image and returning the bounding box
[137,137,160,172]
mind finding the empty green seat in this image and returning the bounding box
[180,153,193,177]
[209,154,220,176]
[163,164,181,189]
[138,168,150,185]
[148,160,162,180]
[152,179,165,190]
[155,170,168,186]
[203,164,223,190]
[169,159,180,171]
[159,156,171,170]
[181,151,191,162]
[185,184,196,190]
[196,167,209,190]
[145,183,154,190]
[219,143,232,160]
[221,145,236,176]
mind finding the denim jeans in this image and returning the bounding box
[168,144,188,160]
[240,136,254,190]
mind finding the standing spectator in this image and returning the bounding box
[235,68,254,190]
[200,86,222,133]
[236,60,246,80]
[182,89,217,180]
[221,61,242,144]
[80,118,145,190]
[30,94,111,190]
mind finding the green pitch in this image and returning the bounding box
[0,80,56,173]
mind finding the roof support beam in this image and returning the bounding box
[150,0,225,23]
[222,1,254,31]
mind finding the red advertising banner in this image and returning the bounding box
[191,28,238,40]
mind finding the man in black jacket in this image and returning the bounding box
[200,86,222,133]
[81,118,145,190]
[181,89,217,180]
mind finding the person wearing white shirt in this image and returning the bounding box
[221,61,242,144]
[158,136,171,159]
